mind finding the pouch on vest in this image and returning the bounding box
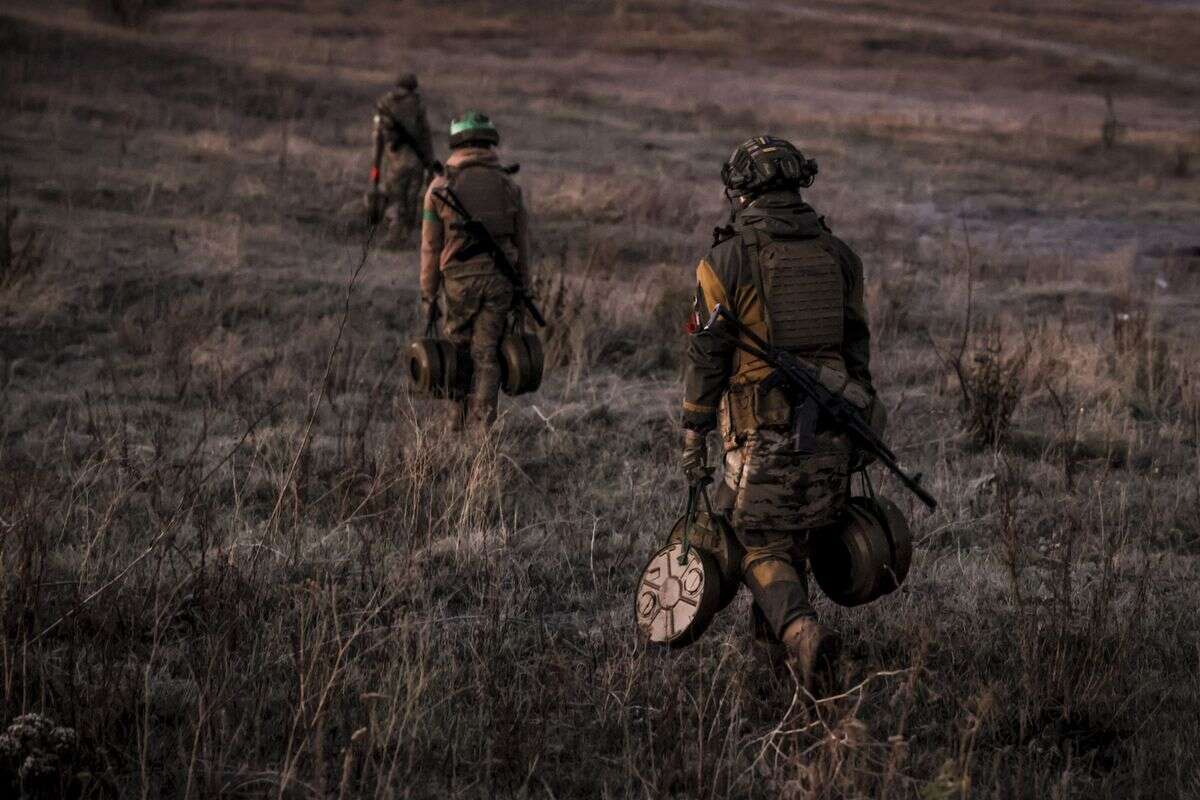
[727,383,757,436]
[759,237,844,355]
[791,397,819,454]
[752,382,792,429]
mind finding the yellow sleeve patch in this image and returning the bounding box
[696,258,728,314]
[691,260,724,316]
[683,400,716,414]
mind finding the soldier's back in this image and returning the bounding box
[379,90,426,131]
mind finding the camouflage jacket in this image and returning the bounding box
[374,89,433,165]
[682,194,873,433]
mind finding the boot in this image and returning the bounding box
[781,617,842,697]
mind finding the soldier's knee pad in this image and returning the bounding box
[741,539,794,577]
[742,551,799,591]
[742,555,813,639]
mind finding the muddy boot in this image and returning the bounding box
[782,617,842,697]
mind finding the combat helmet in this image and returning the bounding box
[397,73,418,91]
[721,136,818,198]
[449,110,500,149]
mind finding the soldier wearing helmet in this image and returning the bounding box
[421,111,530,430]
[681,136,883,693]
[370,73,435,248]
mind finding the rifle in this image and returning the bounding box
[701,303,938,510]
[432,186,546,328]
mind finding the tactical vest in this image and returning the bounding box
[440,162,520,271]
[745,228,844,360]
[448,164,518,239]
[723,227,846,436]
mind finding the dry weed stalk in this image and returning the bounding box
[926,221,1033,447]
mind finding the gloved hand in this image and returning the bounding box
[681,429,713,486]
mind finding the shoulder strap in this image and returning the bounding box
[737,226,774,339]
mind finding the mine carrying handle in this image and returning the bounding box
[679,480,717,565]
[701,304,938,511]
[433,187,547,328]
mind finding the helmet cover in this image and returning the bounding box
[721,135,818,197]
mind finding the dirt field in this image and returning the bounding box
[2,0,1199,797]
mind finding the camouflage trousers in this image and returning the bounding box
[382,157,425,244]
[443,272,514,430]
[722,425,851,638]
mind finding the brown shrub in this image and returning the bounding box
[960,327,1032,447]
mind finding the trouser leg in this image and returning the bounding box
[466,298,508,429]
[741,535,815,641]
[442,275,512,431]
[382,167,420,245]
[443,275,479,433]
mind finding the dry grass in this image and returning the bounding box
[2,0,1200,797]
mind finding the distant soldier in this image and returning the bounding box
[420,111,530,430]
[681,136,882,693]
[370,73,436,247]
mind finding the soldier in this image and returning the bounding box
[420,111,530,431]
[681,136,880,694]
[371,73,436,248]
